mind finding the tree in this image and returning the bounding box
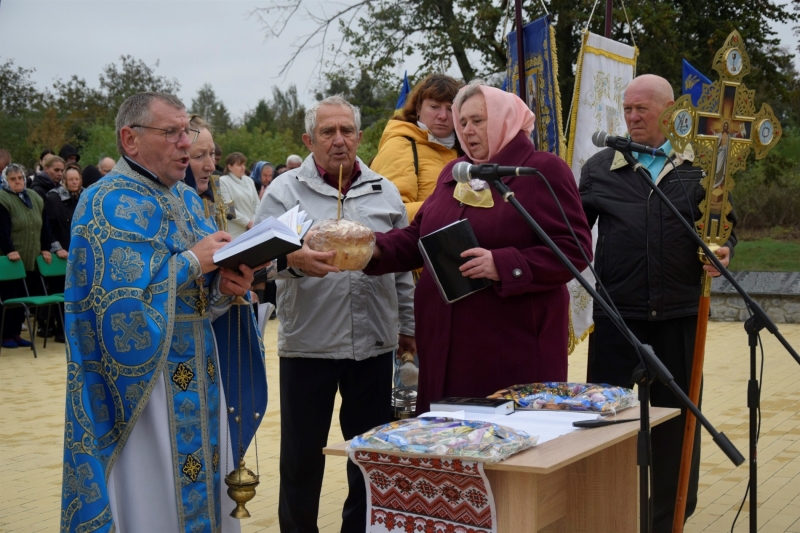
[0,55,183,169]
[315,69,398,129]
[253,0,799,124]
[190,84,233,132]
[26,108,71,157]
[99,55,181,111]
[252,0,509,81]
[243,99,275,132]
[795,0,800,55]
[0,58,47,117]
[51,75,107,122]
[243,86,307,140]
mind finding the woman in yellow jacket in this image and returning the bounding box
[371,74,463,221]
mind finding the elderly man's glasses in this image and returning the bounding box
[130,124,200,144]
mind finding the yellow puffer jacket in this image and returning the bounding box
[370,119,458,221]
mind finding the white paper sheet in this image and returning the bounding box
[419,409,602,444]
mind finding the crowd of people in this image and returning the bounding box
[0,71,734,533]
[0,139,304,345]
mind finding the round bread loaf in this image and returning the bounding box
[306,219,376,270]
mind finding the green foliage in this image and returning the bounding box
[98,55,181,113]
[214,127,307,167]
[79,124,119,168]
[732,127,800,230]
[729,238,800,271]
[190,84,233,133]
[358,117,389,164]
[316,70,399,130]
[243,86,307,144]
[244,99,273,132]
[0,59,47,116]
[550,0,799,127]
[340,0,508,83]
[256,0,799,133]
[0,55,183,169]
[0,114,38,169]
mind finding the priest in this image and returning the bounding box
[60,92,267,533]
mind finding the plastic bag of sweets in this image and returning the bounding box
[347,417,538,462]
[488,382,638,413]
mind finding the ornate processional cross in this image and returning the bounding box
[660,30,782,253]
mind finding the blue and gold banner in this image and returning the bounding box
[681,59,712,106]
[506,14,565,157]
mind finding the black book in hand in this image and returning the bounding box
[417,219,491,304]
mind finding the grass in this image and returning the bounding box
[729,238,800,271]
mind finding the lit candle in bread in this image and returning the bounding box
[337,164,343,220]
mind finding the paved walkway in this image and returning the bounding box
[1,321,798,532]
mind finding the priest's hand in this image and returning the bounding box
[56,249,68,260]
[704,246,731,278]
[41,250,52,264]
[460,248,500,281]
[219,264,256,297]
[191,231,232,273]
[287,238,339,277]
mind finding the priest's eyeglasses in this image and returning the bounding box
[130,124,201,144]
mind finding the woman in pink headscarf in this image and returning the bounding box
[366,81,593,414]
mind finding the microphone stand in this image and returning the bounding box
[617,150,800,532]
[486,175,745,533]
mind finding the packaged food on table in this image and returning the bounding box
[347,417,538,463]
[488,382,638,414]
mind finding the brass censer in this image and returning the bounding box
[225,458,260,518]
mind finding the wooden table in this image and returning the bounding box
[324,406,679,532]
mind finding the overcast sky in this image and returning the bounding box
[1,0,798,122]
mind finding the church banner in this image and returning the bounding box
[682,59,712,106]
[565,31,638,352]
[506,14,565,156]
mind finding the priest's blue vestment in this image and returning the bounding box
[61,157,267,533]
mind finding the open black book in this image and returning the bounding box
[213,206,312,270]
[417,219,492,304]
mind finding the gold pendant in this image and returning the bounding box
[225,459,260,519]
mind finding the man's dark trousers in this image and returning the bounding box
[589,315,702,533]
[278,352,393,533]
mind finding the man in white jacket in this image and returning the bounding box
[255,95,415,533]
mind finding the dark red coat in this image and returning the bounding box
[366,132,593,414]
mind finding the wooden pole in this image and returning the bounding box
[514,0,526,103]
[604,0,613,38]
[672,271,712,532]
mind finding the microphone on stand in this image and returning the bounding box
[592,131,667,157]
[452,162,538,183]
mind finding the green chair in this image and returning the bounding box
[0,256,64,357]
[37,255,67,298]
[36,254,68,345]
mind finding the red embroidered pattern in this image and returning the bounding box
[353,451,495,533]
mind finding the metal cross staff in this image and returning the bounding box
[658,29,782,532]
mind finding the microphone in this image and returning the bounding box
[452,162,537,183]
[592,131,667,157]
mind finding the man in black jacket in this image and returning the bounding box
[580,74,735,532]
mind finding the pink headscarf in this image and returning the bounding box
[452,84,536,164]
